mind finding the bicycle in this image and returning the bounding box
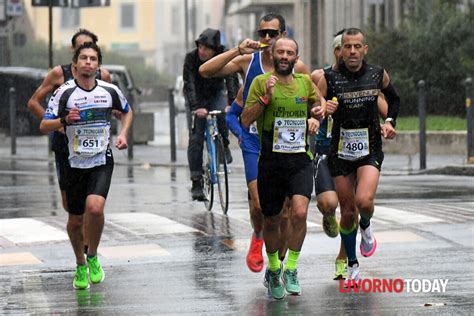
[199,110,229,214]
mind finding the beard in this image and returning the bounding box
[274,57,296,76]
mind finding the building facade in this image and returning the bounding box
[223,0,472,69]
[19,0,226,76]
[8,0,473,76]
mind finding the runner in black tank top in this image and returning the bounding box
[317,28,399,288]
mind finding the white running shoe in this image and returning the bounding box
[344,263,360,288]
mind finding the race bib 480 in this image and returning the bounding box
[337,127,369,161]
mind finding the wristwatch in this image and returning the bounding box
[385,117,396,128]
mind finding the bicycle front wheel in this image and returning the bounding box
[203,138,214,211]
[215,136,229,214]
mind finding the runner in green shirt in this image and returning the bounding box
[242,37,325,299]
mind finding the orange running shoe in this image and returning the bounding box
[246,233,264,272]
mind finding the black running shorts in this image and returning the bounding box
[328,150,384,177]
[65,153,114,215]
[258,155,313,217]
[54,149,70,191]
[314,154,336,195]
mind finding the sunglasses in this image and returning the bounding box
[257,29,280,38]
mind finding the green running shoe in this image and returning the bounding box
[283,269,301,295]
[268,267,285,300]
[87,256,105,284]
[73,265,89,290]
[322,214,339,238]
[334,259,347,280]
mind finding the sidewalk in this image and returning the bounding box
[1,135,473,176]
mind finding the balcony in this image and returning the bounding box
[228,0,293,14]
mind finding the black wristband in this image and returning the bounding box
[60,117,67,126]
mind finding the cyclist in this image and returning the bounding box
[183,28,239,201]
[317,28,399,287]
[199,13,311,273]
[242,37,324,299]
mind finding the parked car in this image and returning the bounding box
[0,67,48,135]
[102,64,154,144]
[102,64,142,112]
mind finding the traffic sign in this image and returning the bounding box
[0,0,6,21]
[71,0,110,7]
[31,0,68,7]
[7,0,24,16]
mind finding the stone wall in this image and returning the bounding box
[382,132,467,155]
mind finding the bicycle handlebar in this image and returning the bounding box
[191,110,224,116]
[190,109,224,130]
[208,110,223,115]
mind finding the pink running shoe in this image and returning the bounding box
[360,225,377,257]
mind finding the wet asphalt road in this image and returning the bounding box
[0,136,473,315]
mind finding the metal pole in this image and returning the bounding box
[184,0,189,51]
[465,77,473,164]
[9,87,16,155]
[169,87,177,162]
[418,80,426,170]
[191,0,196,43]
[128,117,134,160]
[48,0,53,69]
[46,0,53,155]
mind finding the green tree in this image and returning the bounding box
[366,0,473,116]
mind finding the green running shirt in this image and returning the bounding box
[246,72,317,160]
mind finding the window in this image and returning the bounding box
[368,4,376,30]
[380,3,386,30]
[120,3,135,29]
[171,5,180,35]
[61,8,80,29]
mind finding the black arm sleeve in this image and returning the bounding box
[225,73,239,105]
[381,82,400,121]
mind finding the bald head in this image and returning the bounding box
[272,37,299,56]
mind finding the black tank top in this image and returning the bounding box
[325,61,384,156]
[61,64,102,81]
[51,64,102,152]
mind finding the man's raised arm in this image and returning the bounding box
[199,38,260,78]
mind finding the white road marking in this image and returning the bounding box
[0,218,68,244]
[221,238,249,251]
[107,212,200,235]
[228,208,320,227]
[374,206,443,224]
[99,244,170,259]
[375,230,425,243]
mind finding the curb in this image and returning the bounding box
[416,165,474,177]
[1,155,471,176]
